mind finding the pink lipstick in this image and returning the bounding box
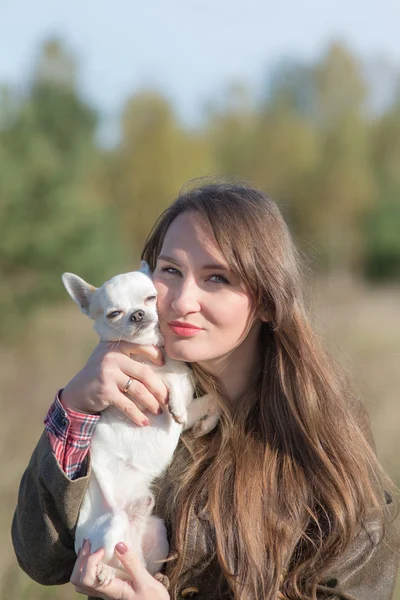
[168,321,203,337]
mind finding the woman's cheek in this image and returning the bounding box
[154,281,168,313]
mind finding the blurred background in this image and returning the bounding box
[1,0,400,597]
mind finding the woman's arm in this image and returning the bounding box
[11,428,91,585]
[11,391,98,584]
[45,392,99,479]
[314,399,400,600]
[12,342,167,586]
[316,496,400,600]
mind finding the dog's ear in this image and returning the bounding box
[62,273,96,315]
[140,260,152,277]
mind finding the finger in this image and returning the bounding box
[112,390,152,426]
[71,539,94,574]
[115,342,165,366]
[75,546,105,589]
[116,355,169,405]
[114,543,154,591]
[117,374,163,415]
[70,540,90,587]
[76,547,136,600]
[71,539,91,582]
[80,577,134,600]
[74,585,94,596]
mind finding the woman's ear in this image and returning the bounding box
[259,311,271,323]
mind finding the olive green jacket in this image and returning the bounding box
[12,431,400,600]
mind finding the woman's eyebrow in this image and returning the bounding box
[158,254,229,271]
[157,255,180,266]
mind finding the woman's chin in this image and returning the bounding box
[165,347,197,363]
[164,338,205,363]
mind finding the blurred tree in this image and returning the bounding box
[311,114,375,272]
[312,42,366,126]
[105,90,213,253]
[2,34,400,344]
[364,183,400,280]
[0,38,125,339]
[32,38,77,90]
[265,58,316,119]
[372,99,400,187]
[207,82,257,178]
[302,43,375,272]
[365,100,400,279]
[249,104,319,233]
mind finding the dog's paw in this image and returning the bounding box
[154,573,170,589]
[96,562,116,587]
[168,403,187,427]
[135,493,155,515]
[126,493,155,519]
[191,409,220,438]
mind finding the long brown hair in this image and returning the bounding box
[142,180,398,600]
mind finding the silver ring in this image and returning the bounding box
[122,376,133,394]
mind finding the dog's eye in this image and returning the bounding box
[107,310,122,319]
[145,295,157,303]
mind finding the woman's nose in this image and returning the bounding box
[170,279,201,315]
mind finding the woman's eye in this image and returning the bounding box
[107,310,122,319]
[160,266,181,276]
[209,274,229,284]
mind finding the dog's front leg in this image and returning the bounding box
[163,374,189,426]
[185,394,220,437]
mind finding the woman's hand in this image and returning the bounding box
[71,541,170,599]
[60,341,169,426]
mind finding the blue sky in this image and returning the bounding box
[1,0,400,129]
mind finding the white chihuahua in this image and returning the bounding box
[62,263,219,586]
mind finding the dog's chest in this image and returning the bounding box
[90,407,182,476]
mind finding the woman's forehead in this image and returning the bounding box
[160,212,228,266]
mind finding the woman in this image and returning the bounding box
[12,181,400,600]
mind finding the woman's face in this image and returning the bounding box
[152,211,262,366]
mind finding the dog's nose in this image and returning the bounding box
[130,309,145,322]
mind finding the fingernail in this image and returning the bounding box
[83,539,90,551]
[142,417,150,426]
[116,542,128,555]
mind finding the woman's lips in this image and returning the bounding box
[168,321,203,337]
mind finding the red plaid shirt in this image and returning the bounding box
[44,391,99,480]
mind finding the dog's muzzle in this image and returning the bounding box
[130,310,145,322]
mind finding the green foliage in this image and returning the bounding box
[207,83,257,178]
[2,36,400,341]
[365,103,400,279]
[105,90,212,253]
[0,40,126,338]
[364,185,400,280]
[207,43,378,272]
